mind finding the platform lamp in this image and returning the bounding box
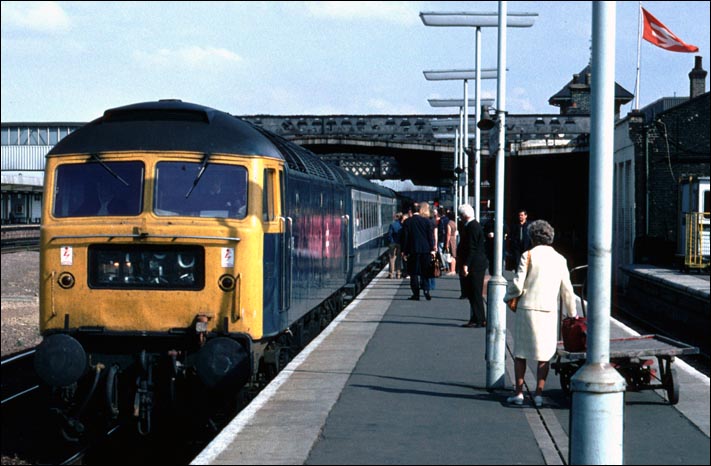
[424,69,498,220]
[423,5,538,391]
[428,98,494,208]
[420,10,536,217]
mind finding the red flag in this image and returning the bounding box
[642,7,699,53]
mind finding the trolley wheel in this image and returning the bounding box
[665,367,679,405]
[559,368,573,396]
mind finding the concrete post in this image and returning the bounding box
[463,80,470,204]
[569,2,626,464]
[454,128,459,211]
[486,0,508,390]
[474,26,482,221]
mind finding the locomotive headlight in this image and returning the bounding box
[218,274,235,291]
[34,334,87,387]
[57,272,75,289]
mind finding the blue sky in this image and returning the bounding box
[1,1,709,122]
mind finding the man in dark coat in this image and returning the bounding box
[510,209,531,270]
[401,202,435,301]
[456,204,489,327]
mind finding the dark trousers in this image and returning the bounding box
[408,253,431,296]
[462,266,487,324]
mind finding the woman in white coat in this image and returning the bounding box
[503,220,578,407]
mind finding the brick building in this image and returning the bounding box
[614,56,710,276]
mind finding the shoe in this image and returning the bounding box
[479,321,487,328]
[387,273,392,279]
[408,295,420,301]
[507,393,524,405]
[461,321,477,328]
[424,292,432,301]
[533,395,543,408]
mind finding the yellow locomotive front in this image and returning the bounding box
[34,101,285,435]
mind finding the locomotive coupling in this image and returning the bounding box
[195,314,212,346]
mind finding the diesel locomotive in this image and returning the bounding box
[34,100,396,435]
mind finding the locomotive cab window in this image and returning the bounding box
[53,161,144,217]
[263,168,276,221]
[155,162,248,219]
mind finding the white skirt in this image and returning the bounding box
[513,307,558,361]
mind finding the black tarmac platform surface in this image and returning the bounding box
[193,272,710,465]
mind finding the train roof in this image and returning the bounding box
[252,128,394,196]
[47,100,283,159]
[47,100,395,196]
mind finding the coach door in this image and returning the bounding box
[278,170,292,312]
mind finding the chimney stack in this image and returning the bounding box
[689,56,707,98]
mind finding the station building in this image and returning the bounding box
[1,124,81,224]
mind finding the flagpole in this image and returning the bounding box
[634,1,642,110]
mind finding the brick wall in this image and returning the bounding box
[629,93,710,265]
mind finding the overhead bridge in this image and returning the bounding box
[240,114,590,188]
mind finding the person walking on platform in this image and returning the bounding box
[503,220,578,407]
[509,209,531,271]
[387,212,403,278]
[456,204,488,327]
[445,210,458,275]
[401,202,436,301]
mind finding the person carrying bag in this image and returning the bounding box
[502,220,577,407]
[505,250,531,312]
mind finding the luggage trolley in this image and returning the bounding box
[551,265,699,405]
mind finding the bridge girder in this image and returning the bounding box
[294,136,454,186]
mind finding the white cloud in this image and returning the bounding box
[1,1,70,34]
[305,1,421,25]
[133,46,242,69]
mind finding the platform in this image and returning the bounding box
[192,272,710,465]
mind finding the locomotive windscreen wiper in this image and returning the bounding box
[90,153,129,186]
[185,152,212,199]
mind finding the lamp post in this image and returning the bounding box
[428,98,493,207]
[420,11,536,219]
[569,3,625,464]
[424,69,498,218]
[448,3,535,391]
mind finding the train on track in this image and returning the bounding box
[34,100,397,436]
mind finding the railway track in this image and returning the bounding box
[1,258,385,465]
[1,349,39,406]
[1,225,40,252]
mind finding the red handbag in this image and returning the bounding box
[562,316,587,352]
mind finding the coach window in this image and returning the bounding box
[263,168,276,221]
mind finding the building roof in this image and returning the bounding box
[548,65,634,107]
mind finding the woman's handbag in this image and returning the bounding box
[505,250,531,312]
[431,254,442,278]
[561,316,588,352]
[506,296,520,312]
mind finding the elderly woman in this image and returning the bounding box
[503,220,577,407]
